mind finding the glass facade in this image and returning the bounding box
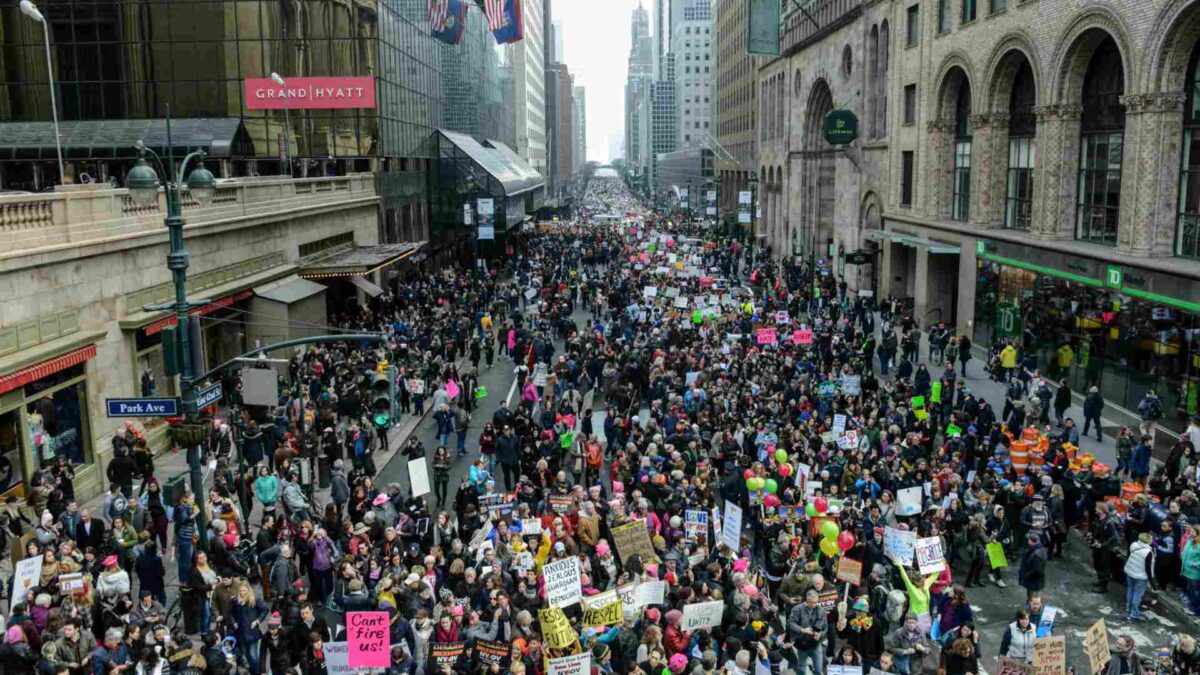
[974,260,1200,434]
[24,364,91,471]
[1178,42,1200,260]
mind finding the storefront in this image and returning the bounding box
[973,238,1200,433]
[0,340,101,499]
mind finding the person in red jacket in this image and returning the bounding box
[663,609,690,656]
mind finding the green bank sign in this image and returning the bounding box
[824,110,858,145]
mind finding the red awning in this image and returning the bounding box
[0,344,97,396]
[144,290,254,336]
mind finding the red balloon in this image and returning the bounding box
[763,494,781,508]
[837,531,856,552]
[778,464,793,478]
[743,469,755,480]
[814,497,829,514]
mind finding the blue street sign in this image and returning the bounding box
[195,382,223,409]
[106,398,180,418]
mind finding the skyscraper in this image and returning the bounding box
[573,86,587,173]
[625,2,655,188]
[511,0,548,178]
[671,0,712,151]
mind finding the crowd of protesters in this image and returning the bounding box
[0,176,1198,675]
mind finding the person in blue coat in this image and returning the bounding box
[225,582,269,674]
[1131,435,1153,484]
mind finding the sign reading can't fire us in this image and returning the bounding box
[823,109,859,145]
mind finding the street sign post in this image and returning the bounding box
[195,382,223,409]
[106,398,180,418]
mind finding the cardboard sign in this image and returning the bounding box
[11,555,42,611]
[685,509,709,543]
[611,519,660,564]
[1083,619,1110,674]
[582,589,623,626]
[408,457,431,497]
[997,657,1033,675]
[756,327,778,346]
[539,607,577,649]
[1033,636,1066,675]
[721,501,743,552]
[836,557,863,585]
[346,612,390,668]
[547,653,591,675]
[794,329,814,344]
[680,600,724,631]
[428,642,466,671]
[543,557,582,607]
[883,527,916,566]
[915,537,946,574]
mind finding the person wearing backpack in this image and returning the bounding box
[1137,391,1164,441]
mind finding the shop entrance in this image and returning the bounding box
[888,242,916,304]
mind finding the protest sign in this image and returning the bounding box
[58,572,85,596]
[756,327,777,345]
[946,423,963,437]
[915,537,946,574]
[548,653,591,675]
[775,310,789,324]
[445,379,460,400]
[836,557,863,585]
[617,583,640,619]
[474,640,511,668]
[346,612,391,668]
[1033,636,1066,675]
[795,329,814,344]
[636,580,667,607]
[778,505,804,521]
[1083,619,1110,674]
[548,494,575,516]
[817,381,838,398]
[911,395,927,420]
[543,557,582,607]
[841,375,861,395]
[1036,606,1058,638]
[685,509,709,543]
[829,667,864,675]
[539,607,577,649]
[832,414,848,434]
[611,519,659,564]
[896,487,923,516]
[997,657,1033,675]
[674,296,689,309]
[643,286,657,298]
[582,589,623,626]
[324,642,353,675]
[428,642,466,672]
[406,379,425,395]
[987,541,1009,569]
[721,501,743,552]
[408,457,430,497]
[883,527,916,566]
[836,430,860,450]
[680,600,724,631]
[11,555,42,611]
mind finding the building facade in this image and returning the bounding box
[626,2,656,190]
[511,0,548,178]
[651,53,679,197]
[573,85,588,173]
[712,0,759,219]
[546,62,575,197]
[672,0,714,151]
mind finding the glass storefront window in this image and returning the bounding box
[0,410,25,497]
[953,140,972,221]
[1077,133,1122,245]
[24,364,91,470]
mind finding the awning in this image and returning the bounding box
[254,275,327,304]
[0,342,99,395]
[437,130,545,198]
[349,276,385,298]
[299,242,424,279]
[142,290,255,336]
[864,230,960,254]
[0,118,255,161]
[120,264,297,333]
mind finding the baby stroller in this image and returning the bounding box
[229,538,261,582]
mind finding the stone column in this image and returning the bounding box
[970,112,1010,228]
[924,119,954,220]
[1031,104,1082,240]
[914,246,931,329]
[1119,92,1187,256]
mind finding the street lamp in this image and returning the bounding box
[271,72,292,176]
[19,0,64,187]
[127,121,216,549]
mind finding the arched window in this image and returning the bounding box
[952,81,972,221]
[868,25,879,138]
[1178,42,1200,259]
[1076,37,1125,246]
[878,21,889,136]
[1005,61,1036,229]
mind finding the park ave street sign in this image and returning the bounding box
[106,398,180,417]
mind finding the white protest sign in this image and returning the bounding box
[324,642,354,675]
[547,653,591,675]
[680,600,725,631]
[896,486,923,516]
[643,286,658,298]
[883,527,917,566]
[836,430,860,450]
[721,501,742,552]
[674,296,689,309]
[12,555,42,611]
[841,375,861,396]
[408,457,431,497]
[915,537,946,574]
[829,667,864,675]
[524,288,537,300]
[542,557,582,607]
[833,414,847,434]
[636,580,667,607]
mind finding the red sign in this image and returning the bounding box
[244,77,376,109]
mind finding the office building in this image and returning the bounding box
[712,0,758,221]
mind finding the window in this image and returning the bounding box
[903,84,917,125]
[952,84,972,221]
[939,0,951,32]
[990,0,1008,12]
[1005,61,1036,230]
[1180,43,1200,258]
[1076,38,1125,246]
[962,0,976,23]
[906,5,920,46]
[901,151,915,206]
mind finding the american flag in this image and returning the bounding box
[483,0,507,31]
[428,0,449,31]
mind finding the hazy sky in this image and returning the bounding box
[556,0,643,163]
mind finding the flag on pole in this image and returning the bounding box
[484,0,524,44]
[430,0,467,45]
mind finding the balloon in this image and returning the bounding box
[764,479,778,494]
[763,494,781,508]
[814,497,828,514]
[741,584,759,599]
[778,464,792,478]
[743,469,755,480]
[837,531,856,552]
[752,477,766,491]
[819,538,840,557]
[774,448,789,464]
[805,503,818,517]
[745,477,756,490]
[820,520,840,541]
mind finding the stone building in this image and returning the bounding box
[712,0,760,220]
[758,0,1200,435]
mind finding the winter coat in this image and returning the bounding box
[1018,544,1047,592]
[1123,541,1153,581]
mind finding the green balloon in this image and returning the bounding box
[745,477,757,490]
[764,479,778,494]
[805,503,818,517]
[774,449,789,464]
[820,520,840,541]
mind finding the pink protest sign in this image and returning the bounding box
[755,327,778,345]
[347,611,391,667]
[794,329,814,345]
[446,379,461,399]
[639,252,649,262]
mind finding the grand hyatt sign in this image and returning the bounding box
[244,77,376,110]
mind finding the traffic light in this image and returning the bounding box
[370,370,392,431]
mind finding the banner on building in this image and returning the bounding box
[748,0,781,55]
[484,0,524,44]
[738,190,752,224]
[477,198,496,240]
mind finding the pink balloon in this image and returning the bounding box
[741,584,758,598]
[778,464,793,478]
[763,494,781,508]
[814,497,828,513]
[744,469,755,480]
[837,531,856,552]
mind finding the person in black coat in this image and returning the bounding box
[73,509,105,551]
[106,451,138,499]
[1018,533,1047,598]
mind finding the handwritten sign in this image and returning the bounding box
[722,501,743,552]
[1083,619,1110,674]
[582,589,623,626]
[685,509,709,543]
[915,537,946,574]
[836,557,863,585]
[346,612,391,668]
[548,653,591,675]
[896,487,923,516]
[883,527,916,566]
[794,329,814,344]
[11,555,42,612]
[680,600,725,631]
[756,327,778,346]
[543,557,582,607]
[636,580,667,607]
[539,607,577,649]
[611,519,659,564]
[1033,636,1066,675]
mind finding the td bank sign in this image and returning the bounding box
[244,77,376,110]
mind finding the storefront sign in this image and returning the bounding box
[105,397,180,418]
[244,77,376,109]
[1105,265,1123,288]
